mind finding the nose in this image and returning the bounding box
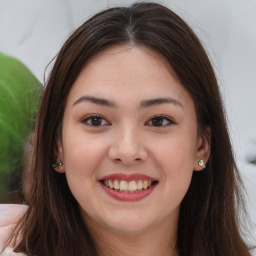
[108,126,148,165]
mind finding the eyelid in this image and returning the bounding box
[145,114,176,127]
[81,114,111,126]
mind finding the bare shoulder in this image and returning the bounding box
[0,204,28,255]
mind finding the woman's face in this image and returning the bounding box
[55,45,209,236]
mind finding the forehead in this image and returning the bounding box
[66,45,193,108]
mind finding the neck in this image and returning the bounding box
[85,215,179,256]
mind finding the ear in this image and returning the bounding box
[53,139,65,173]
[193,126,211,171]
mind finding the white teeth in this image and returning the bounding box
[113,180,120,190]
[137,180,143,190]
[128,181,137,192]
[143,180,148,189]
[103,179,155,192]
[120,180,128,191]
[109,180,114,189]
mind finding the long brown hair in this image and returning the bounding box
[11,2,250,255]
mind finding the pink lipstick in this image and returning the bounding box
[99,173,158,201]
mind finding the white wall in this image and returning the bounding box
[0,0,255,243]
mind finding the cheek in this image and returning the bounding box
[158,146,194,190]
[153,132,196,171]
[151,133,196,195]
[62,130,107,185]
[62,133,107,210]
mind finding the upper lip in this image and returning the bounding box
[99,173,158,182]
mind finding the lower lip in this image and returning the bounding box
[100,182,157,202]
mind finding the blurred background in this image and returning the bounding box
[0,0,255,244]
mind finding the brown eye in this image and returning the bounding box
[146,115,175,127]
[83,115,110,126]
[151,117,164,126]
[91,116,103,126]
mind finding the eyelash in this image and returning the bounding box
[82,114,110,126]
[82,114,175,127]
[145,115,176,127]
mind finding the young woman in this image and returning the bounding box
[0,2,253,256]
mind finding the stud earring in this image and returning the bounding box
[52,162,63,168]
[198,159,206,168]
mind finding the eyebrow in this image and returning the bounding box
[72,95,183,109]
[139,97,183,109]
[72,96,116,107]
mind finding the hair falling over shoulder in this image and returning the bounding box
[8,2,252,256]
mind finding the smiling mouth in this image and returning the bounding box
[100,179,158,193]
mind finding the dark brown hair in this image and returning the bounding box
[11,2,250,255]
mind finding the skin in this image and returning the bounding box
[55,45,210,256]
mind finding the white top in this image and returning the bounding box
[0,204,27,256]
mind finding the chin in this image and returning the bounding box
[105,221,152,235]
[97,211,160,235]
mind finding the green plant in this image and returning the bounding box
[0,52,42,201]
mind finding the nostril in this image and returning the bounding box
[114,157,142,163]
